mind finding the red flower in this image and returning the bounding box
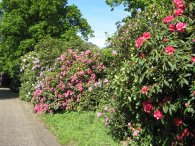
[154,110,163,120]
[174,9,183,16]
[176,22,186,32]
[140,53,145,58]
[163,15,174,23]
[141,86,150,94]
[135,37,145,48]
[182,128,190,137]
[193,91,195,96]
[165,46,175,55]
[191,56,195,63]
[177,135,183,141]
[174,0,185,9]
[142,32,151,39]
[142,101,154,113]
[174,118,183,126]
[162,38,167,43]
[169,24,175,32]
[185,102,189,108]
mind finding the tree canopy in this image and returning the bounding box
[105,0,169,17]
[0,0,93,74]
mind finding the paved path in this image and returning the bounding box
[0,88,61,146]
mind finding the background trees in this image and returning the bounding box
[0,0,93,74]
[105,0,169,17]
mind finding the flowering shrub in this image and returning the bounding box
[20,51,40,101]
[102,0,195,145]
[32,49,105,113]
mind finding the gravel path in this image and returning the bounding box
[0,88,61,146]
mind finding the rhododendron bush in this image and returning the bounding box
[20,51,41,101]
[102,0,195,145]
[32,49,105,113]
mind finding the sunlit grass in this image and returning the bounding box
[41,111,120,146]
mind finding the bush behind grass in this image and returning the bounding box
[41,111,120,146]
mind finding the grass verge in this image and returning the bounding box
[41,111,120,146]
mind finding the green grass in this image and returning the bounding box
[41,111,120,146]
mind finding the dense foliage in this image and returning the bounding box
[105,0,168,17]
[102,0,195,145]
[19,37,99,101]
[0,0,93,74]
[1,0,195,145]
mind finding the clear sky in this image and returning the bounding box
[68,0,129,48]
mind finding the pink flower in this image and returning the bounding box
[185,102,189,108]
[176,22,186,32]
[142,101,154,113]
[182,128,190,136]
[85,50,91,55]
[174,0,185,9]
[105,117,109,125]
[162,38,167,43]
[112,50,117,55]
[88,87,93,91]
[135,37,145,48]
[76,83,83,91]
[133,130,139,136]
[191,56,195,63]
[154,110,163,120]
[140,53,145,58]
[174,118,183,126]
[142,32,151,39]
[97,112,102,117]
[165,46,175,55]
[87,59,93,64]
[91,73,96,79]
[87,68,92,74]
[61,85,66,90]
[49,109,53,113]
[64,90,72,97]
[141,86,150,94]
[193,91,195,96]
[34,104,39,112]
[163,15,174,23]
[177,135,183,141]
[174,9,183,16]
[169,24,175,32]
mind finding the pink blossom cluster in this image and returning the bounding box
[32,59,40,71]
[135,32,151,48]
[176,128,194,141]
[162,0,188,55]
[141,86,150,94]
[32,49,105,113]
[142,100,163,120]
[127,123,142,137]
[163,0,186,33]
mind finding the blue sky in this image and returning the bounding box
[68,0,129,48]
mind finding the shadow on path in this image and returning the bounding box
[0,87,18,100]
[0,87,61,146]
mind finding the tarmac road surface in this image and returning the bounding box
[0,88,61,146]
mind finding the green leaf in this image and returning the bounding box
[184,73,191,77]
[164,80,169,86]
[163,106,168,113]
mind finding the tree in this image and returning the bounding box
[0,0,93,74]
[105,0,169,17]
